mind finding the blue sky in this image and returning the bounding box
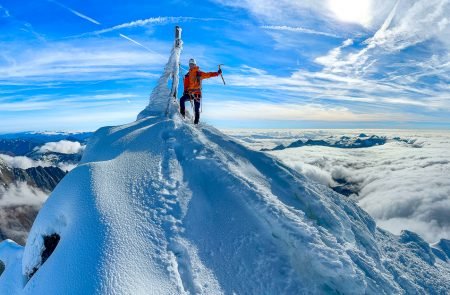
[0,0,449,132]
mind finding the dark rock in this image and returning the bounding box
[29,233,60,279]
[0,260,4,277]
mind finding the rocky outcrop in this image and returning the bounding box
[13,167,67,192]
[1,164,67,193]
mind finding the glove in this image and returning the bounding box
[218,68,222,75]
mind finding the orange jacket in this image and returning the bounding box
[183,66,219,96]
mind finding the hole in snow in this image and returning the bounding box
[0,260,5,277]
[29,233,60,279]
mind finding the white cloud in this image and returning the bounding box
[0,5,10,18]
[0,93,142,112]
[218,65,449,115]
[314,39,355,70]
[37,140,85,154]
[0,38,167,83]
[234,129,450,242]
[87,16,222,36]
[215,0,398,30]
[0,154,49,169]
[204,100,410,122]
[214,0,327,25]
[0,105,142,133]
[261,25,340,38]
[0,182,48,207]
[216,0,450,119]
[366,0,450,52]
[314,0,450,81]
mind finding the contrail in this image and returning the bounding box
[119,33,158,54]
[376,0,400,35]
[48,0,101,25]
[91,16,223,35]
[261,25,341,38]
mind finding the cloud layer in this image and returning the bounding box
[226,129,450,243]
[0,154,49,170]
[0,182,48,207]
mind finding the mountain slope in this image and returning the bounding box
[0,29,449,294]
[0,160,67,245]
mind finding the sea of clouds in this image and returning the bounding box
[225,129,450,243]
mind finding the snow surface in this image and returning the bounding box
[1,33,450,294]
[0,240,25,294]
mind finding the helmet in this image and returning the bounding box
[189,58,197,66]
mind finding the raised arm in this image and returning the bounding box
[199,70,219,80]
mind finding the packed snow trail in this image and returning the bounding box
[1,27,450,294]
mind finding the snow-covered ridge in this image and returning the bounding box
[0,28,449,294]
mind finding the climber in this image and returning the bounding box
[180,58,222,124]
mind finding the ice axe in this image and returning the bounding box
[218,64,226,85]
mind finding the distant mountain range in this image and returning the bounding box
[260,134,422,198]
[261,134,421,151]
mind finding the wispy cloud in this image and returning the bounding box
[223,65,447,109]
[204,100,412,122]
[214,0,397,30]
[221,0,450,122]
[365,0,450,52]
[0,4,10,18]
[88,16,222,36]
[0,38,166,83]
[315,0,450,77]
[48,0,101,25]
[261,25,341,38]
[213,0,326,24]
[0,93,141,112]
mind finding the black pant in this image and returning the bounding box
[180,94,201,124]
